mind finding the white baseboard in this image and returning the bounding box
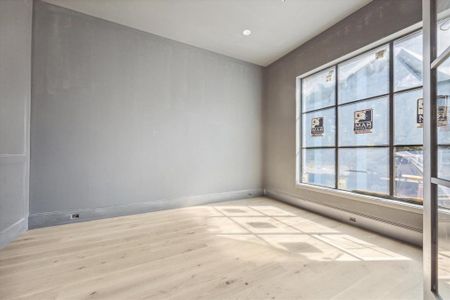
[29,188,263,229]
[265,189,422,246]
[0,218,28,249]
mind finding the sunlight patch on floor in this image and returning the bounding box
[208,204,411,262]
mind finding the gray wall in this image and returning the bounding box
[0,0,32,247]
[263,0,423,232]
[30,1,263,227]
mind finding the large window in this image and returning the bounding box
[298,30,432,205]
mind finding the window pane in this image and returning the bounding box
[394,147,423,203]
[437,58,450,145]
[338,45,389,104]
[439,185,450,209]
[437,1,450,56]
[302,149,335,188]
[439,146,450,181]
[338,96,389,146]
[438,184,450,299]
[393,31,423,91]
[302,67,336,112]
[394,88,423,145]
[302,108,335,147]
[338,148,389,196]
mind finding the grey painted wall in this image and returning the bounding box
[0,0,32,247]
[263,0,423,231]
[30,1,263,227]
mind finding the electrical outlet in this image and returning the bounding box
[349,217,356,223]
[70,213,80,219]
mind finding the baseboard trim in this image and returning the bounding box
[29,188,263,229]
[0,218,28,249]
[265,189,422,247]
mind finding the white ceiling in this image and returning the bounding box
[43,0,372,66]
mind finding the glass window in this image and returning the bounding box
[394,88,423,145]
[438,0,450,56]
[438,184,450,210]
[439,147,450,181]
[438,183,450,299]
[302,149,335,188]
[338,148,389,195]
[298,29,428,205]
[338,45,389,104]
[393,31,423,91]
[338,96,389,146]
[394,147,423,203]
[302,67,336,112]
[302,108,335,147]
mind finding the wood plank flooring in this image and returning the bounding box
[0,197,422,299]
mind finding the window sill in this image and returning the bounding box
[295,183,423,215]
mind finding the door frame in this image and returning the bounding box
[423,0,450,298]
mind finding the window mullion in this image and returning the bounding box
[299,79,303,184]
[389,41,395,197]
[335,65,339,189]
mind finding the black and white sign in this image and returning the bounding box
[417,97,448,127]
[439,95,449,127]
[417,98,424,127]
[438,105,448,127]
[354,109,373,134]
[311,117,324,136]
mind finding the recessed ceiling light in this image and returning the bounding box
[242,29,252,36]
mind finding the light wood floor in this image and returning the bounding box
[0,197,422,300]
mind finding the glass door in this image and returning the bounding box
[436,1,450,298]
[424,0,450,298]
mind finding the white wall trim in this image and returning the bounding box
[265,188,422,246]
[295,183,423,214]
[29,188,263,228]
[0,218,28,249]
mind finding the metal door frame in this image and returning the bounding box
[423,0,450,298]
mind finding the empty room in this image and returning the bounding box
[1,0,450,299]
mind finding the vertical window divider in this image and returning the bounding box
[335,66,339,189]
[299,79,303,185]
[389,42,395,197]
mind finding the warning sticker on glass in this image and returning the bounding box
[417,98,424,127]
[438,105,448,127]
[354,109,373,134]
[311,117,324,136]
[417,97,448,127]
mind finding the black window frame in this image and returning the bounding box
[297,28,429,205]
